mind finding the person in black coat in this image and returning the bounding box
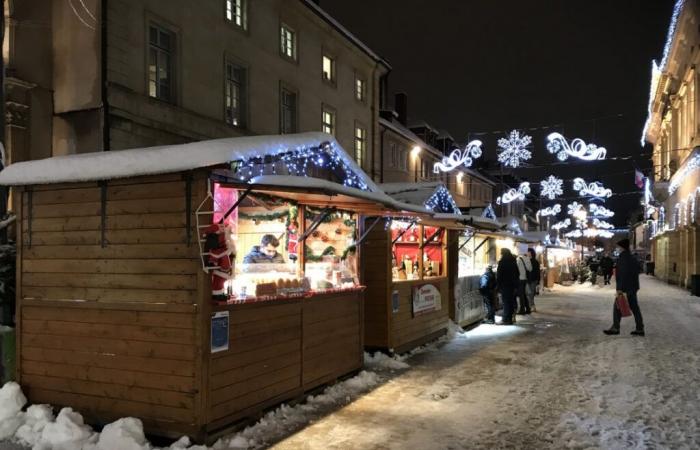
[496,248,519,325]
[479,265,497,324]
[599,254,614,285]
[604,239,645,336]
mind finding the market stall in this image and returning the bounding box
[362,183,465,353]
[0,132,395,443]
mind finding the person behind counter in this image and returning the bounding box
[243,234,286,264]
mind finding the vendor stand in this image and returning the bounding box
[0,132,394,443]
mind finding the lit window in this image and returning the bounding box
[323,55,335,83]
[225,0,247,29]
[225,62,247,127]
[280,24,296,60]
[322,107,335,135]
[280,87,297,134]
[355,77,366,101]
[148,24,174,102]
[355,125,366,167]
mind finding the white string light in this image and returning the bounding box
[497,182,531,205]
[552,218,571,230]
[497,130,532,168]
[592,219,614,230]
[536,204,561,217]
[589,204,615,218]
[573,178,612,199]
[540,175,564,199]
[546,133,607,162]
[433,140,483,173]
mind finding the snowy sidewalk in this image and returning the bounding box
[268,276,700,449]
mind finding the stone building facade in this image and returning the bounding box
[644,0,700,286]
[4,0,389,179]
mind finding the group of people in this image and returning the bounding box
[479,247,541,325]
[585,254,615,285]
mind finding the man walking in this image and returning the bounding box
[604,239,645,336]
[497,248,519,325]
[516,251,532,314]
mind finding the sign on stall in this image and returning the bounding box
[211,311,230,353]
[412,284,441,317]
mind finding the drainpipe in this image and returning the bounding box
[0,0,7,245]
[101,0,110,151]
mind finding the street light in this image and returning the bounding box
[411,145,422,158]
[411,145,422,182]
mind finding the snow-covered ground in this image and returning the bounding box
[2,275,700,449]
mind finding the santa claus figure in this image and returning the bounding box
[203,223,234,301]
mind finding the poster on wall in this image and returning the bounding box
[412,284,441,317]
[211,311,230,353]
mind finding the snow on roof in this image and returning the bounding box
[0,132,382,194]
[301,0,391,69]
[380,182,462,215]
[407,120,437,133]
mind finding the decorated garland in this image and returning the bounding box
[305,245,337,262]
[239,210,289,223]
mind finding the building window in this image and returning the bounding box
[355,125,366,167]
[280,24,296,60]
[355,77,366,102]
[225,0,247,29]
[148,24,174,102]
[225,61,247,127]
[280,87,297,134]
[390,142,398,168]
[322,107,335,135]
[323,55,335,83]
[400,149,407,170]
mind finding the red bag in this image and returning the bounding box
[615,292,632,317]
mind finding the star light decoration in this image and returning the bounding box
[433,140,483,173]
[536,204,561,217]
[572,178,612,200]
[539,175,564,200]
[496,182,531,205]
[546,133,607,162]
[497,130,532,168]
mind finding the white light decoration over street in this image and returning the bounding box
[496,182,531,205]
[540,175,564,199]
[433,140,483,173]
[497,130,532,168]
[592,218,614,229]
[668,151,700,195]
[552,218,571,230]
[546,133,607,162]
[589,203,615,218]
[564,229,583,238]
[573,178,612,199]
[567,202,585,217]
[536,204,561,217]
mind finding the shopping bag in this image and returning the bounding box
[615,292,632,317]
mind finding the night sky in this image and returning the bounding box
[321,0,677,227]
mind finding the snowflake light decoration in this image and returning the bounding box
[496,182,531,205]
[433,140,483,173]
[546,133,607,162]
[540,175,564,200]
[567,202,585,216]
[497,130,532,168]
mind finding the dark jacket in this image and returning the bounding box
[243,246,285,264]
[600,256,614,272]
[497,253,519,290]
[479,269,497,295]
[615,250,640,292]
[529,258,541,283]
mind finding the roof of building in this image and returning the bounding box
[380,182,462,215]
[301,0,391,69]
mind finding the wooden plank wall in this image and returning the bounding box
[17,175,201,436]
[360,219,390,348]
[302,291,362,390]
[390,278,450,354]
[206,301,303,431]
[447,230,459,322]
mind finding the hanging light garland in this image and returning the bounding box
[540,175,564,199]
[551,218,571,230]
[546,133,607,161]
[592,218,614,229]
[573,178,612,199]
[589,203,615,218]
[497,130,532,168]
[433,140,483,173]
[497,182,531,205]
[536,204,561,217]
[567,202,585,217]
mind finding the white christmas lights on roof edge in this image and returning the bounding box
[668,152,700,195]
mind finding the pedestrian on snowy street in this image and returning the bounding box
[479,265,497,324]
[527,248,541,312]
[497,248,519,325]
[600,254,614,285]
[516,252,532,314]
[604,239,645,336]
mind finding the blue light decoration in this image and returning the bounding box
[482,204,497,220]
[425,185,462,214]
[231,141,369,191]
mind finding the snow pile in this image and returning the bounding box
[0,382,26,440]
[364,352,410,370]
[214,371,379,449]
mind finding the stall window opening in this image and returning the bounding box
[390,221,446,281]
